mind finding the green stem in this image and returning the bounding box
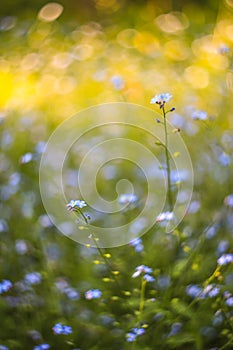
[138,278,147,324]
[90,233,122,289]
[162,105,173,211]
[219,335,233,350]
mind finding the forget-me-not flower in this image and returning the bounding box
[66,199,87,211]
[85,289,102,300]
[53,323,72,335]
[0,280,12,294]
[150,93,172,105]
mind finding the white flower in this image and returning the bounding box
[150,93,172,105]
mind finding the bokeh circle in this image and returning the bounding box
[39,103,193,247]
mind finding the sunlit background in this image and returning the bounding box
[1,0,233,349]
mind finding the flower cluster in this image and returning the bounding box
[186,284,220,299]
[66,199,87,211]
[52,323,72,335]
[0,279,12,294]
[132,265,155,282]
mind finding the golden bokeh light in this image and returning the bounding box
[155,11,189,34]
[184,66,209,89]
[38,2,64,22]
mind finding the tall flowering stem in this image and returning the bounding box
[151,93,174,211]
[162,104,173,211]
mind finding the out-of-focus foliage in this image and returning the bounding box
[1,0,233,349]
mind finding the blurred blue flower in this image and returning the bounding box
[110,75,125,90]
[226,297,233,307]
[126,327,145,342]
[168,322,182,337]
[53,323,72,335]
[118,193,137,205]
[129,237,144,252]
[85,289,102,300]
[0,279,12,294]
[212,311,224,326]
[191,110,208,121]
[217,240,229,255]
[132,265,153,278]
[156,211,174,222]
[144,274,155,282]
[203,285,220,298]
[218,152,230,166]
[65,287,80,300]
[20,152,33,164]
[151,93,172,104]
[0,345,9,350]
[157,275,171,289]
[217,254,233,266]
[33,344,50,350]
[224,194,233,208]
[66,199,87,211]
[126,332,137,342]
[186,284,203,298]
[24,272,42,285]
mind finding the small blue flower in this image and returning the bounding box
[203,285,220,298]
[218,152,230,166]
[85,289,102,300]
[52,323,63,334]
[0,279,12,294]
[126,332,137,342]
[62,325,72,335]
[224,194,233,208]
[24,272,42,285]
[143,274,155,282]
[126,327,145,342]
[66,199,87,211]
[226,297,233,307]
[186,284,203,299]
[129,238,144,253]
[65,287,80,300]
[168,322,182,337]
[0,345,9,350]
[53,323,72,335]
[132,265,153,278]
[191,110,208,121]
[150,93,172,105]
[110,75,125,90]
[217,254,233,266]
[33,344,50,350]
